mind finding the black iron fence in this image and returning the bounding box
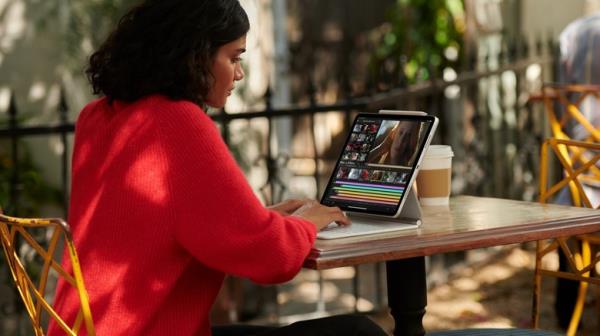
[0,38,557,218]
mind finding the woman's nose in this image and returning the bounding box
[234,64,244,81]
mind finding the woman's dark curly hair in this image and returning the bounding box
[87,0,249,105]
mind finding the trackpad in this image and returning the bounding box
[317,216,418,240]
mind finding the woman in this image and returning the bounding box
[369,121,420,167]
[49,1,387,335]
[388,121,421,167]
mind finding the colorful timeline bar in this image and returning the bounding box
[330,181,405,206]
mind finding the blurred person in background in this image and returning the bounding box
[553,1,600,329]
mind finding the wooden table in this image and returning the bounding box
[304,196,600,336]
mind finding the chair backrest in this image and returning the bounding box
[539,137,600,208]
[541,83,600,143]
[0,214,95,336]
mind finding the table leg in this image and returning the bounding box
[386,257,427,336]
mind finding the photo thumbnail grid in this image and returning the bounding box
[342,121,380,163]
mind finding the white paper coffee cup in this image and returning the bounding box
[416,145,454,206]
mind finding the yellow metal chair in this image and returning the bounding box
[532,138,600,335]
[541,83,600,187]
[0,214,95,336]
[541,83,600,143]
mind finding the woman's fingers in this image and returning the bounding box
[291,203,351,231]
[328,207,351,226]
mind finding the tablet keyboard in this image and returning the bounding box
[317,216,418,239]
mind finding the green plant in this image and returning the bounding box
[370,0,465,85]
[0,140,63,217]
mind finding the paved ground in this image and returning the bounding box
[375,244,597,334]
[257,243,598,335]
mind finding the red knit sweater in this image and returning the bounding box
[49,95,317,336]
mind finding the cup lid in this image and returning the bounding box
[424,145,454,158]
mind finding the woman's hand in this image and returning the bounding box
[291,200,351,231]
[267,199,310,216]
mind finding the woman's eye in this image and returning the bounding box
[232,57,242,64]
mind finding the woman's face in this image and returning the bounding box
[206,35,247,108]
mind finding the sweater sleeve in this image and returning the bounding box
[157,100,317,284]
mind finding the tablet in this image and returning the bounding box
[320,112,438,218]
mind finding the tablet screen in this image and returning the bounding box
[321,113,435,216]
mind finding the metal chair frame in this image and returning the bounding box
[542,83,600,143]
[542,84,600,190]
[532,138,600,335]
[0,214,95,336]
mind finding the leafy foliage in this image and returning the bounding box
[0,140,63,217]
[370,0,465,85]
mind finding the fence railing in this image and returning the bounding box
[0,43,556,218]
